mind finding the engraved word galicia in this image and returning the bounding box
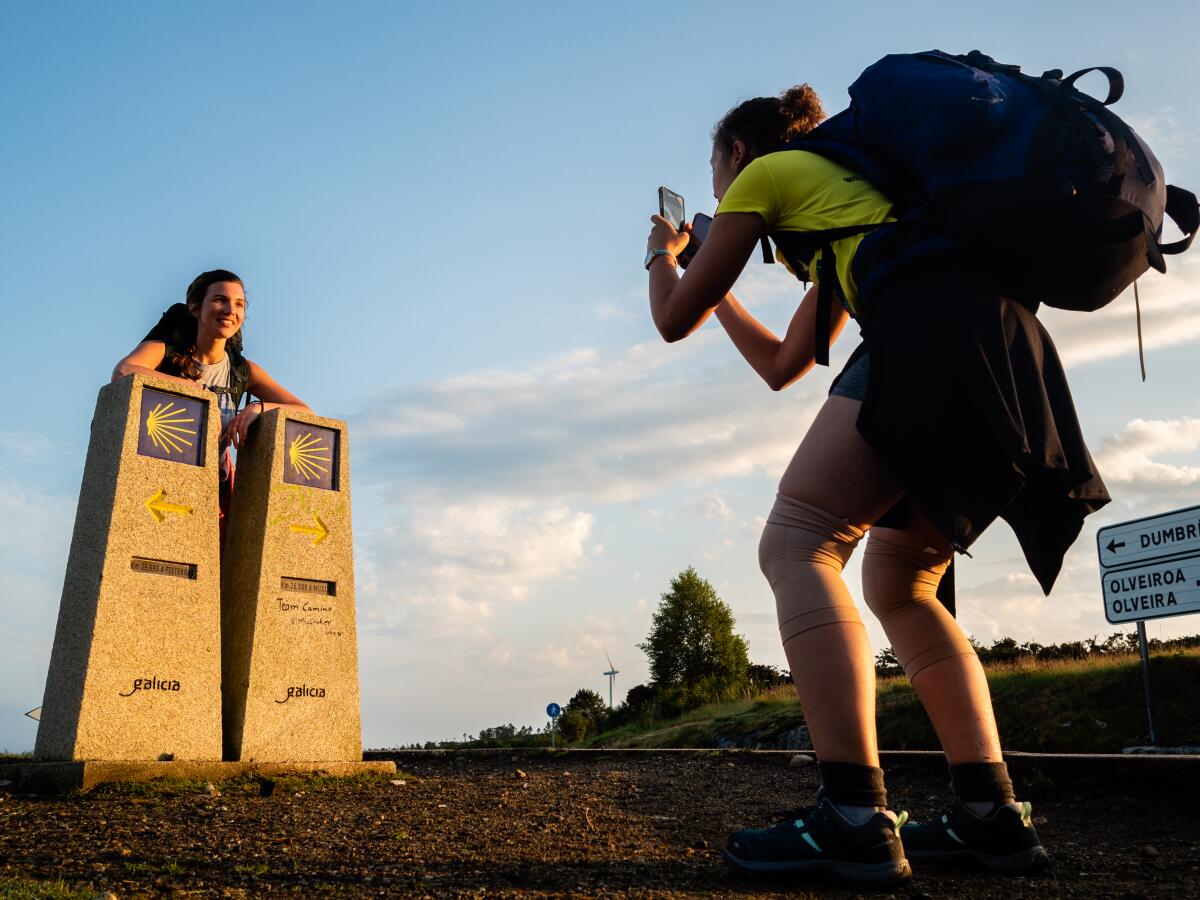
[119,676,181,697]
[275,684,326,704]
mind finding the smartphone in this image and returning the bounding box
[677,213,713,270]
[658,186,685,229]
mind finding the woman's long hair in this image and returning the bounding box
[712,84,826,161]
[167,269,245,379]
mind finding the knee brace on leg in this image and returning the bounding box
[862,533,974,679]
[758,494,866,646]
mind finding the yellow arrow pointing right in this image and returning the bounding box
[144,489,194,523]
[289,513,330,547]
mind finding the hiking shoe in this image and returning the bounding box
[901,800,1049,873]
[723,794,912,887]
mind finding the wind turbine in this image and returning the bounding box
[602,645,620,708]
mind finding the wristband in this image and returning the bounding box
[644,248,676,271]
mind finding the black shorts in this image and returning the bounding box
[829,351,869,401]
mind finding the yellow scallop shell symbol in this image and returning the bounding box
[288,432,332,481]
[144,402,197,455]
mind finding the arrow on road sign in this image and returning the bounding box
[1106,539,1126,554]
[289,513,329,546]
[144,489,194,523]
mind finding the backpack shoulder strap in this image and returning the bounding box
[227,346,252,410]
[770,228,883,366]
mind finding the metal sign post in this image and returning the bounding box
[1136,622,1159,745]
[546,702,561,749]
[1097,503,1200,745]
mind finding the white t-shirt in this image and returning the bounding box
[196,353,237,431]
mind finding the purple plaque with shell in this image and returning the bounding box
[283,420,338,491]
[137,388,207,467]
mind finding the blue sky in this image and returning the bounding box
[3,2,1199,751]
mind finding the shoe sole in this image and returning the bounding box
[723,849,912,887]
[906,845,1050,874]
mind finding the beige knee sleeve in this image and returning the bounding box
[758,494,866,646]
[862,532,974,679]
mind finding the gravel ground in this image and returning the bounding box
[1,751,1197,898]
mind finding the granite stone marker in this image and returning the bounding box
[221,408,361,761]
[35,375,223,761]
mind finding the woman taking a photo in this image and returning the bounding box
[646,85,1107,885]
[113,269,311,537]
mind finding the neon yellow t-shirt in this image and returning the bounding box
[716,150,894,314]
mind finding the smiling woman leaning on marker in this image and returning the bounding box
[113,269,310,539]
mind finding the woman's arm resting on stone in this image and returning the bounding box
[224,360,312,448]
[111,340,195,386]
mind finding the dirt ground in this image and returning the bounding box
[1,750,1198,898]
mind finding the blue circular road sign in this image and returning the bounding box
[546,702,561,718]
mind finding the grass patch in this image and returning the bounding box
[121,854,209,877]
[0,877,96,900]
[91,776,256,798]
[583,650,1200,753]
[87,769,402,798]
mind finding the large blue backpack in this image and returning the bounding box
[767,50,1200,365]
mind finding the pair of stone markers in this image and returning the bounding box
[34,374,363,765]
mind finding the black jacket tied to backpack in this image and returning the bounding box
[845,259,1111,594]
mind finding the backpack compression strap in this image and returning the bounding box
[1160,185,1200,257]
[770,223,888,366]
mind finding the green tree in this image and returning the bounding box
[638,567,750,702]
[874,647,903,679]
[557,709,589,743]
[565,688,609,734]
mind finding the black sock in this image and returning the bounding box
[949,762,1016,805]
[819,761,887,808]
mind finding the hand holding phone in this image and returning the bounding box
[677,213,712,269]
[658,186,686,230]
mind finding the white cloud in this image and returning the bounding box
[1125,107,1194,163]
[0,482,75,735]
[353,332,825,505]
[0,431,62,461]
[593,287,643,321]
[360,496,596,633]
[690,491,734,524]
[345,326,830,733]
[1093,418,1200,486]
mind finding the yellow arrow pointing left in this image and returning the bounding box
[289,513,330,546]
[144,488,194,523]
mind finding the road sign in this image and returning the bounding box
[546,703,561,718]
[1101,557,1200,624]
[1097,504,1200,570]
[1098,504,1200,625]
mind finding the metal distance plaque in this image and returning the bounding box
[283,420,337,491]
[137,388,207,467]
